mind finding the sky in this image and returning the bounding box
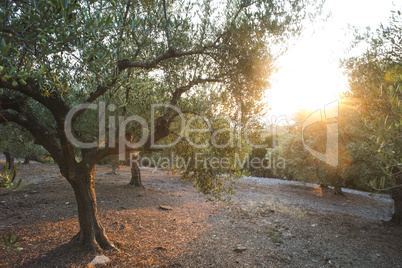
[266,0,399,120]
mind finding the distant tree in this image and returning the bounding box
[247,134,278,178]
[269,106,383,194]
[0,124,47,167]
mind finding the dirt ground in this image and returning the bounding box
[0,162,401,267]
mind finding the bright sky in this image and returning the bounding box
[266,0,399,119]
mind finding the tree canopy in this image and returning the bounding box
[343,10,402,223]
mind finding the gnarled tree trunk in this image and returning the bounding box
[4,151,14,170]
[129,158,143,187]
[390,177,402,225]
[68,164,116,251]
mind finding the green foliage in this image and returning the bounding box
[162,112,251,201]
[0,232,21,253]
[0,162,21,190]
[0,165,21,252]
[246,134,278,178]
[344,10,402,192]
[269,114,325,184]
[269,230,283,244]
[269,106,383,192]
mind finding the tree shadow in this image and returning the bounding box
[17,240,96,268]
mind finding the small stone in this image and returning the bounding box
[234,245,247,253]
[65,202,70,205]
[90,255,111,266]
[159,205,173,210]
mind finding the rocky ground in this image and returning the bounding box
[0,162,401,267]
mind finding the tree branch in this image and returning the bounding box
[141,78,222,150]
[0,109,62,163]
[82,146,120,167]
[0,79,70,121]
[117,48,209,71]
[85,77,119,104]
[169,78,222,109]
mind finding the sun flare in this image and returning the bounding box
[267,58,349,118]
[265,12,356,119]
[266,34,350,119]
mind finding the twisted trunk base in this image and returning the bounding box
[390,178,402,225]
[69,166,117,251]
[129,160,143,187]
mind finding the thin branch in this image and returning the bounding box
[116,0,132,59]
[163,0,171,49]
[371,183,402,192]
[118,48,210,71]
[209,0,257,48]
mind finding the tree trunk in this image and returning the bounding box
[334,186,343,195]
[69,165,116,251]
[390,177,402,225]
[4,151,14,170]
[109,154,120,175]
[23,156,30,164]
[129,160,143,187]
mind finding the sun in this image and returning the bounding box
[266,29,349,119]
[267,60,348,118]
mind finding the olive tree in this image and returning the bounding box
[0,0,320,250]
[344,10,402,224]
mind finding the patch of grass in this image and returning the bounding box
[228,199,306,220]
[269,231,283,244]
